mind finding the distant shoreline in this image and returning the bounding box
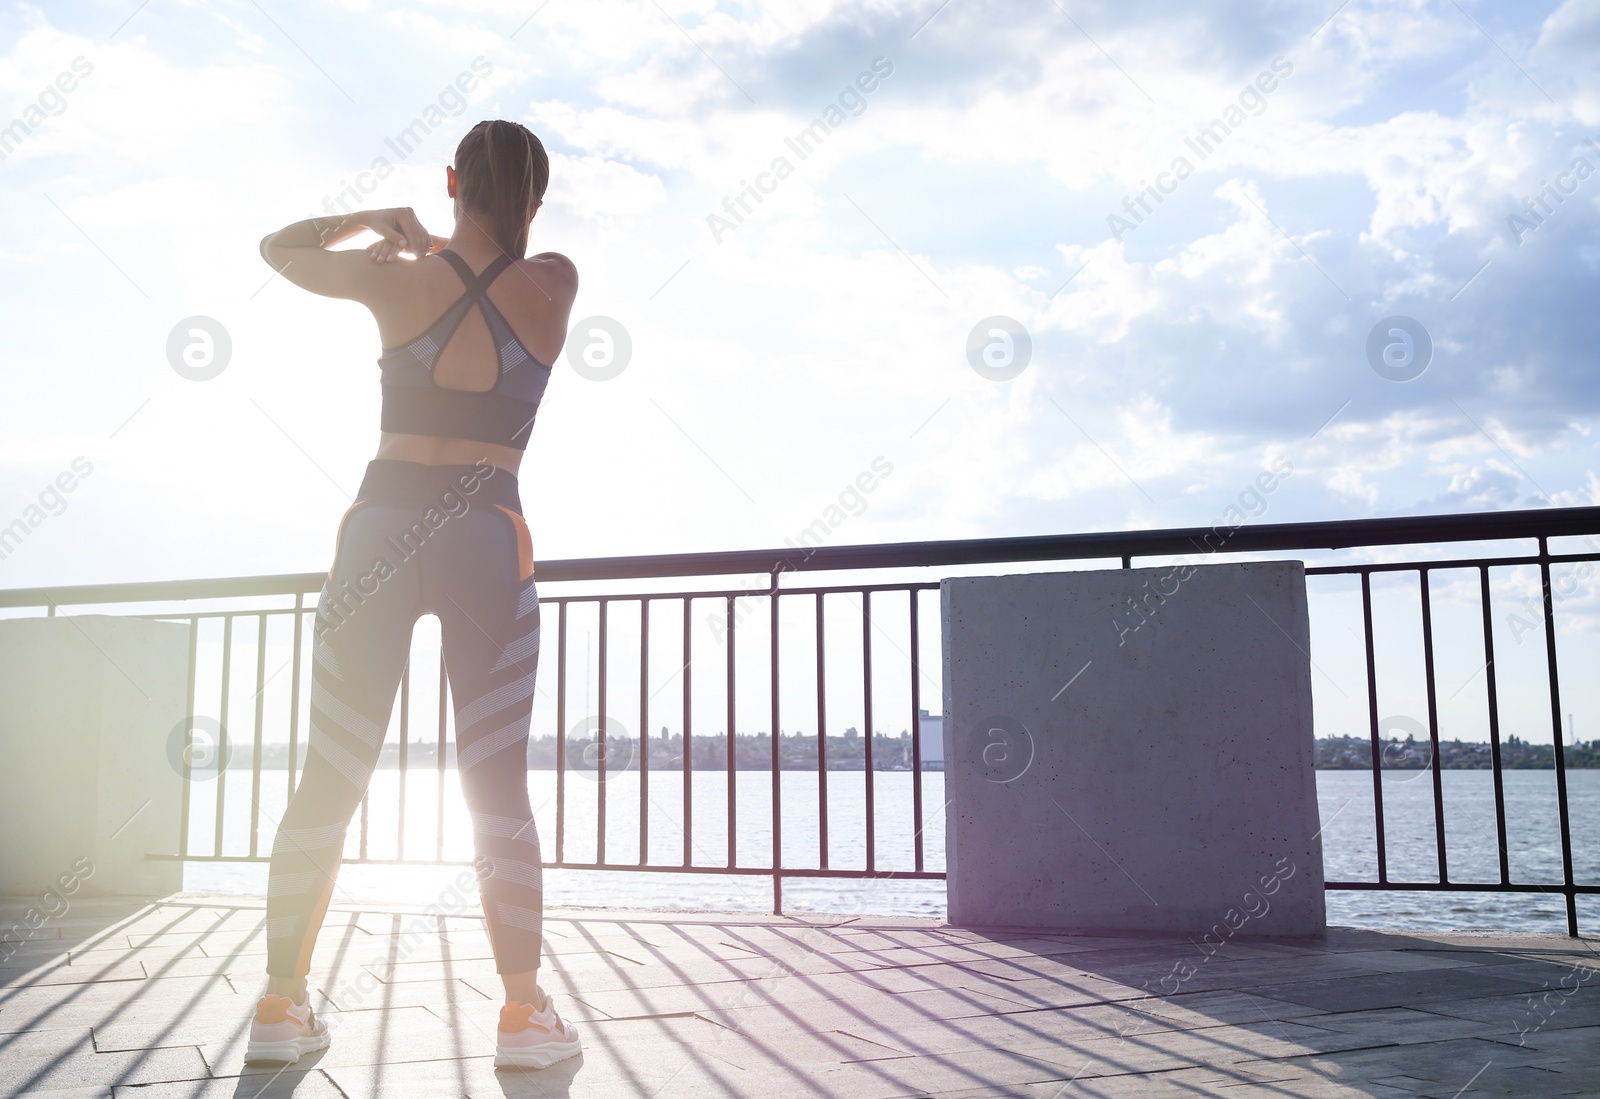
[1315,733,1599,771]
[191,732,1600,772]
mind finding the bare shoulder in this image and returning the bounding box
[525,251,578,296]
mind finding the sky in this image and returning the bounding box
[3,0,1600,750]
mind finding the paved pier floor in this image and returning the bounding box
[1,896,1597,1098]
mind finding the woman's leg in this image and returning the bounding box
[263,503,422,994]
[433,502,546,996]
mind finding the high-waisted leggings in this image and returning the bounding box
[265,459,544,977]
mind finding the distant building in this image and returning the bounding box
[917,708,944,770]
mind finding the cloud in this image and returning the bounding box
[4,0,1600,601]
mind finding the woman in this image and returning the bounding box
[245,119,580,1070]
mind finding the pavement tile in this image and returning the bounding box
[0,1044,210,1092]
[66,945,202,967]
[1464,958,1600,986]
[322,1053,784,1099]
[1289,1006,1508,1045]
[971,975,1153,1010]
[1478,1021,1600,1056]
[0,958,147,988]
[570,969,851,1020]
[1416,990,1600,1031]
[0,995,244,1045]
[0,953,72,978]
[1123,988,1331,1028]
[136,954,276,980]
[201,1004,484,1074]
[843,1001,1169,1058]
[1241,966,1554,1013]
[1391,1062,1599,1099]
[1232,1035,1558,1087]
[93,1013,250,1052]
[1331,949,1515,974]
[0,1024,95,1058]
[1212,1076,1423,1097]
[318,975,491,1011]
[926,1063,1380,1098]
[1507,951,1600,971]
[537,952,814,996]
[0,972,241,1021]
[0,938,74,964]
[819,1045,1099,1093]
[108,1070,346,1098]
[424,992,613,1025]
[696,994,978,1038]
[310,934,496,966]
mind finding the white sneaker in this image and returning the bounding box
[494,994,582,1069]
[245,993,330,1063]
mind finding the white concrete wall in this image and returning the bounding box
[0,615,190,897]
[941,562,1325,936]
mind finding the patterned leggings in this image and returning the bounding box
[264,459,544,977]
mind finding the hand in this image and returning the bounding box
[366,232,448,264]
[360,208,441,263]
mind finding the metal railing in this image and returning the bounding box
[3,504,1598,933]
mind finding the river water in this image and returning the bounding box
[183,768,1598,934]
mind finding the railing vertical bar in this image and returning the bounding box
[248,613,267,859]
[770,583,782,914]
[597,598,608,865]
[1477,567,1509,885]
[214,615,233,858]
[1360,571,1388,884]
[639,597,650,867]
[178,615,199,859]
[862,589,875,873]
[556,599,567,864]
[397,660,410,861]
[435,648,448,862]
[1538,539,1580,936]
[287,595,304,802]
[816,592,828,870]
[682,597,693,868]
[909,589,925,873]
[726,594,737,869]
[1418,569,1448,883]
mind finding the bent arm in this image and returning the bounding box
[259,208,438,302]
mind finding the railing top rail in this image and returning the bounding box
[5,504,1600,608]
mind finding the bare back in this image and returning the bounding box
[370,248,576,474]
